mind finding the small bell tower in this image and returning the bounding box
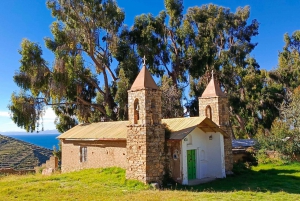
[126,58,165,183]
[198,71,233,172]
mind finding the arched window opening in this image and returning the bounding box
[222,105,225,114]
[151,99,156,124]
[134,99,139,124]
[205,105,212,119]
[151,99,156,110]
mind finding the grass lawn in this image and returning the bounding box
[0,163,300,201]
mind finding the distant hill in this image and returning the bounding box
[1,129,60,135]
[0,134,53,170]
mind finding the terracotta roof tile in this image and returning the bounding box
[130,65,158,90]
[201,75,225,97]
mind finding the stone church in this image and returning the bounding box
[58,64,233,185]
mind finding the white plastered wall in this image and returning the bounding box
[181,127,226,185]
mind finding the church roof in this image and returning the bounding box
[163,117,228,139]
[57,117,227,141]
[201,74,225,97]
[130,65,158,90]
[58,121,128,140]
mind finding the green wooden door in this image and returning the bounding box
[187,149,196,180]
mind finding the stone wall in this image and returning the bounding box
[39,156,59,175]
[166,140,182,183]
[127,88,165,184]
[60,140,127,173]
[0,168,35,175]
[199,96,233,172]
[127,89,162,126]
[46,156,58,170]
[126,123,165,183]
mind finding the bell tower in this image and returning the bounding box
[126,61,165,183]
[198,72,233,172]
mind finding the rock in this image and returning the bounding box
[150,182,160,190]
[226,170,234,175]
[42,168,54,176]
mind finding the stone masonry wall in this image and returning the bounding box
[126,125,165,183]
[127,89,162,126]
[127,88,165,183]
[60,140,127,173]
[199,96,233,171]
[166,140,182,184]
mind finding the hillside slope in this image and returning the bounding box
[0,165,300,200]
[0,134,53,170]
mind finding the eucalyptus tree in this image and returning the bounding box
[257,87,300,159]
[260,31,300,157]
[129,1,261,136]
[9,0,135,132]
[256,31,300,138]
[127,0,187,117]
[269,31,300,93]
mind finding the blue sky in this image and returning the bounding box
[0,0,299,132]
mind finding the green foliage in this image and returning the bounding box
[115,68,130,120]
[9,0,138,132]
[255,149,288,165]
[52,142,62,162]
[8,92,43,132]
[10,0,293,139]
[269,31,300,92]
[256,88,300,160]
[159,76,183,118]
[130,0,189,85]
[232,162,251,175]
[129,1,266,138]
[183,4,261,137]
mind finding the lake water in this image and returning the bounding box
[3,134,60,150]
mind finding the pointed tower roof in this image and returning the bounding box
[201,73,225,97]
[130,65,159,90]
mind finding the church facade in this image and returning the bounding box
[58,65,233,185]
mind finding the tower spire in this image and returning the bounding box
[130,59,158,91]
[201,71,225,97]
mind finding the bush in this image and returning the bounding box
[256,149,289,165]
[232,162,251,175]
[256,118,300,161]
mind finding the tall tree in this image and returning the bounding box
[256,31,300,138]
[130,0,187,87]
[8,0,134,133]
[126,0,189,118]
[129,1,261,136]
[269,31,300,93]
[184,5,262,138]
[257,87,300,160]
[159,75,183,118]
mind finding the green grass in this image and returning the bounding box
[1,164,300,201]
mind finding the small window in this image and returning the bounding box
[134,99,139,124]
[205,105,212,119]
[80,147,87,162]
[222,105,225,114]
[151,99,156,109]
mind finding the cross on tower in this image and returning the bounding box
[142,55,147,66]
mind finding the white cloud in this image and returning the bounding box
[0,111,9,117]
[0,120,26,132]
[0,107,57,132]
[43,107,57,120]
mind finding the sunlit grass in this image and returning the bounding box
[0,164,300,201]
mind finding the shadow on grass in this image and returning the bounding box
[165,167,300,194]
